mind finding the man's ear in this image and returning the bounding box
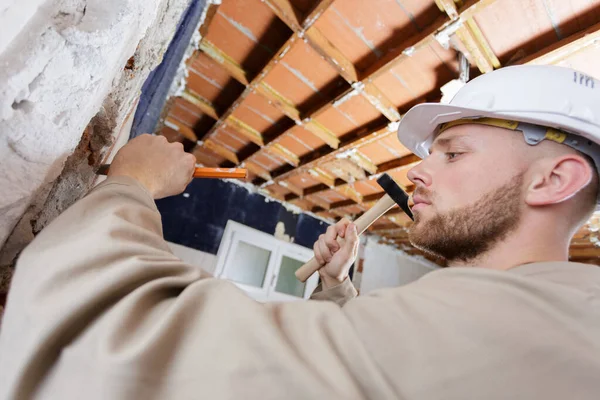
[525,155,592,206]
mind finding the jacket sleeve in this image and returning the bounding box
[310,278,358,307]
[0,177,396,399]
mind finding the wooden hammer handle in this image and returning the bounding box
[295,194,398,282]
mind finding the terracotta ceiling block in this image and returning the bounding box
[323,159,367,182]
[187,71,224,103]
[289,198,315,211]
[187,53,234,102]
[387,168,413,189]
[213,129,250,152]
[287,172,322,189]
[219,0,283,40]
[288,125,326,151]
[312,105,357,137]
[262,39,344,107]
[204,1,279,68]
[231,92,286,133]
[358,135,412,165]
[554,45,600,78]
[545,0,600,39]
[306,194,331,210]
[313,0,440,71]
[378,44,457,107]
[473,0,556,64]
[277,134,316,158]
[314,92,382,137]
[313,188,347,203]
[193,145,226,167]
[170,97,206,127]
[254,151,286,170]
[353,180,384,196]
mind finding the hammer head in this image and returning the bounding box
[376,173,414,221]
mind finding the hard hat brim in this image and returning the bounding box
[396,103,507,159]
[398,101,600,160]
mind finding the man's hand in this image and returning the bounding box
[108,134,196,199]
[313,218,359,289]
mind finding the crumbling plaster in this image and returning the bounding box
[0,0,196,266]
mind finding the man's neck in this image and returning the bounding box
[448,219,571,271]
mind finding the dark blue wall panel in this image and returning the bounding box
[131,0,208,139]
[157,178,329,255]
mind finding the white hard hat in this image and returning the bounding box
[397,65,600,166]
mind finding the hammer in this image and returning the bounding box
[295,173,414,282]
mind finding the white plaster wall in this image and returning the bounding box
[167,242,217,275]
[360,237,439,294]
[0,0,193,254]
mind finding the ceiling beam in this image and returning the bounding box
[363,0,500,81]
[224,116,265,146]
[277,153,419,209]
[454,17,500,73]
[262,120,396,184]
[198,40,250,85]
[521,21,600,65]
[164,117,198,141]
[194,1,340,169]
[204,139,239,164]
[181,90,219,120]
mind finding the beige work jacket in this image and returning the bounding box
[1,177,599,399]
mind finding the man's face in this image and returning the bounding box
[407,124,526,262]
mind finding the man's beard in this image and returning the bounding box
[409,174,524,263]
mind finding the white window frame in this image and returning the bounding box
[214,220,319,302]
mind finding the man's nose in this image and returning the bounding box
[407,160,431,188]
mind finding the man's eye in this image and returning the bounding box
[446,152,462,160]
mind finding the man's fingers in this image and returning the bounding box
[314,236,325,265]
[336,218,350,238]
[334,223,358,264]
[319,236,335,263]
[345,223,358,245]
[324,225,339,252]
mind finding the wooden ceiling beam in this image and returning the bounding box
[180,90,219,120]
[569,247,600,259]
[263,0,303,31]
[279,180,304,197]
[244,161,272,182]
[289,153,419,210]
[255,81,302,122]
[361,82,402,122]
[304,119,341,149]
[263,121,395,184]
[310,169,336,189]
[204,139,239,164]
[268,143,300,167]
[224,115,265,146]
[164,117,198,141]
[454,17,500,73]
[198,40,250,85]
[521,21,600,65]
[363,0,499,81]
[195,2,339,169]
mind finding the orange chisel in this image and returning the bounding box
[97,164,247,179]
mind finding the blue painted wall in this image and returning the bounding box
[157,178,329,255]
[131,0,208,139]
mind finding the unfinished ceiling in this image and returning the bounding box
[158,0,600,265]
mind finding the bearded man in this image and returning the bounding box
[2,66,599,400]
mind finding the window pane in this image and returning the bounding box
[227,241,271,288]
[275,256,306,298]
